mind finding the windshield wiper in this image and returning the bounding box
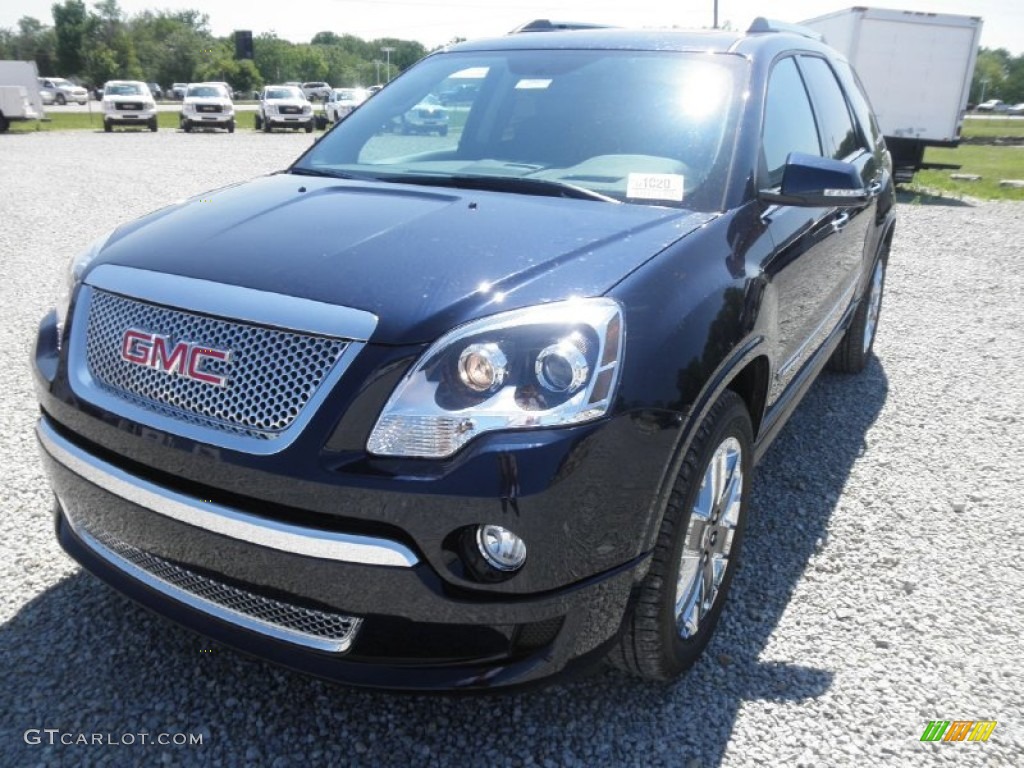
[288,167,364,180]
[379,173,619,203]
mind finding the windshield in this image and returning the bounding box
[106,83,144,96]
[293,49,745,210]
[188,85,226,98]
[267,87,302,100]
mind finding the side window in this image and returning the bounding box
[798,56,863,160]
[762,57,821,187]
[835,59,881,147]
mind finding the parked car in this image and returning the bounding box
[101,80,157,132]
[37,77,88,105]
[976,99,1008,113]
[170,83,188,100]
[255,85,314,132]
[146,82,163,100]
[179,82,235,133]
[396,93,448,135]
[325,87,369,123]
[301,81,331,101]
[33,20,895,691]
[1007,103,1024,116]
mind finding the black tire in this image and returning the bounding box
[103,120,112,133]
[0,114,10,133]
[149,118,158,132]
[227,120,235,134]
[56,93,66,105]
[828,250,888,374]
[610,390,753,681]
[182,120,192,133]
[438,126,449,137]
[305,122,313,133]
[262,119,271,133]
[254,114,262,130]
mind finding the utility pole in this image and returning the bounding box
[381,46,395,82]
[714,0,719,29]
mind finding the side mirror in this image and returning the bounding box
[760,153,868,207]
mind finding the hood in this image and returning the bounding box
[184,97,232,107]
[267,98,310,108]
[91,173,712,344]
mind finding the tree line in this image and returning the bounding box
[972,48,1024,105]
[0,0,429,93]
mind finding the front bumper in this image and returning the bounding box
[266,113,313,127]
[105,109,157,125]
[182,111,234,127]
[38,415,642,690]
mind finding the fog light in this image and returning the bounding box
[476,525,527,572]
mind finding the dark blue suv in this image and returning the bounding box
[33,21,894,690]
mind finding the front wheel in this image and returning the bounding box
[56,93,66,106]
[103,120,112,133]
[227,120,235,134]
[254,114,262,130]
[305,122,313,133]
[181,120,192,133]
[828,252,887,373]
[610,390,752,681]
[149,118,158,132]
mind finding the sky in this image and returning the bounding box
[3,0,1023,54]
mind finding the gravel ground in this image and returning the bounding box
[1,130,1022,766]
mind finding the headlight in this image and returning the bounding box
[367,298,624,458]
[265,105,277,115]
[143,100,155,110]
[55,230,114,346]
[302,105,312,115]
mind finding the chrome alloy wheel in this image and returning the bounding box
[675,436,744,639]
[862,259,884,354]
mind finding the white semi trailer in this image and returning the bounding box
[802,7,983,182]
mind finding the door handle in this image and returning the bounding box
[831,211,850,233]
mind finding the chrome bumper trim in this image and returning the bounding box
[37,417,419,567]
[67,514,362,652]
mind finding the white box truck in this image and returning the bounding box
[802,7,983,182]
[0,60,46,131]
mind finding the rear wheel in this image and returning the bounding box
[610,390,752,680]
[828,251,887,373]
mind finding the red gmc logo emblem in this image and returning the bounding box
[120,329,230,387]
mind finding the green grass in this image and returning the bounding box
[961,115,1024,140]
[909,144,1024,201]
[6,110,186,132]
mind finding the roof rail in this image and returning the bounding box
[509,19,613,34]
[747,17,824,42]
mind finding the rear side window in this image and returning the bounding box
[798,56,862,160]
[834,59,882,147]
[762,57,821,187]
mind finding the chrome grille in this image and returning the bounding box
[85,290,349,440]
[81,522,361,652]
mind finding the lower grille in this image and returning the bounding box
[78,520,362,652]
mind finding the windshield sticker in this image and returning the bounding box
[515,79,553,90]
[626,173,684,202]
